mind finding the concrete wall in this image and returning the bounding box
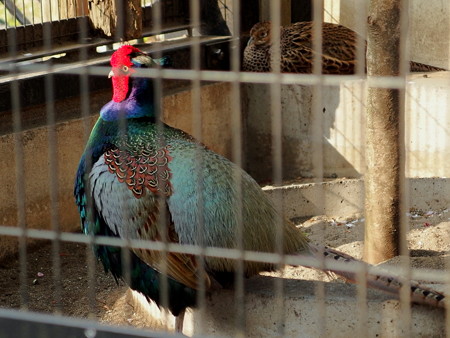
[243,83,315,182]
[0,82,234,261]
[263,178,450,220]
[243,71,450,181]
[0,119,94,260]
[162,83,234,158]
[406,72,450,177]
[324,0,450,69]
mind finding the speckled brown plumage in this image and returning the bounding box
[104,145,173,198]
[243,21,446,74]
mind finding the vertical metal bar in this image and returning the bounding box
[115,0,124,41]
[39,0,43,24]
[111,0,133,326]
[190,0,206,334]
[76,0,94,317]
[9,24,28,311]
[311,0,326,336]
[31,0,35,24]
[85,234,97,319]
[354,1,366,76]
[108,0,133,327]
[120,239,132,294]
[229,0,245,335]
[355,260,368,337]
[151,0,171,331]
[398,0,411,335]
[46,57,63,314]
[353,2,368,335]
[311,0,324,177]
[3,2,6,28]
[21,0,25,25]
[446,5,450,334]
[13,0,17,27]
[15,83,28,309]
[41,0,63,314]
[268,1,286,336]
[49,0,52,22]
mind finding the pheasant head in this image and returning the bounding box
[101,45,159,121]
[248,21,272,47]
[109,45,154,103]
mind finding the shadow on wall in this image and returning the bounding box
[242,82,362,183]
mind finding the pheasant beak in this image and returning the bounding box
[247,37,254,46]
[108,70,114,78]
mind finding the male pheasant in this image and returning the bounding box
[74,45,445,332]
[243,21,446,74]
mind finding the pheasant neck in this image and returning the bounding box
[100,76,157,121]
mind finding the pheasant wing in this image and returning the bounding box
[89,145,210,290]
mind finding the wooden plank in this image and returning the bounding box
[89,0,142,39]
[58,0,88,19]
[0,0,191,54]
[124,0,142,39]
[0,19,81,52]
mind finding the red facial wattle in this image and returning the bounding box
[112,71,130,103]
[109,45,143,103]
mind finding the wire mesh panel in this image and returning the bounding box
[0,0,449,337]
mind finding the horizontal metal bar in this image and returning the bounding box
[0,308,181,338]
[0,23,194,65]
[0,59,412,89]
[0,224,447,283]
[0,36,231,81]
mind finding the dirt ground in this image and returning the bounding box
[0,207,449,332]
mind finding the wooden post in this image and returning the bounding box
[364,0,402,264]
[89,0,142,40]
[58,0,89,19]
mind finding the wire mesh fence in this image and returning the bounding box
[0,0,449,337]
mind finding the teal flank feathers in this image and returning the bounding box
[74,127,197,317]
[75,45,446,332]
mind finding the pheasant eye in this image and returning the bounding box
[122,65,129,72]
[260,31,268,38]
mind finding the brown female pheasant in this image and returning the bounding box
[243,21,445,74]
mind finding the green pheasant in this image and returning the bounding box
[75,45,445,332]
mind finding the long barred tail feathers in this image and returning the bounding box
[410,61,447,72]
[304,243,446,309]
